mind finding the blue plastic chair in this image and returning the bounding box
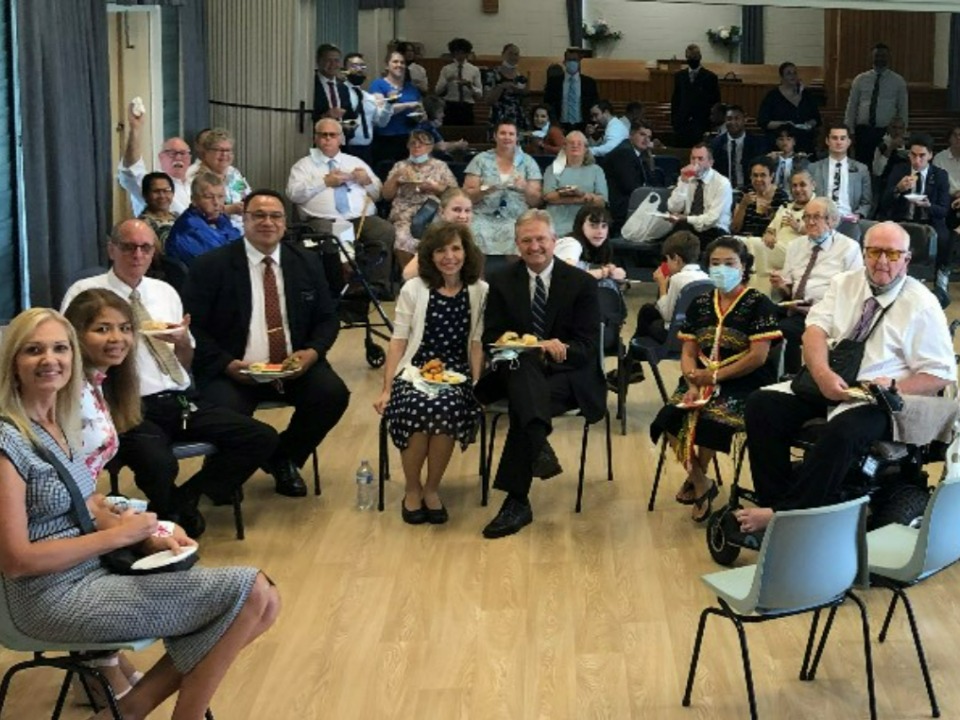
[683,496,875,720]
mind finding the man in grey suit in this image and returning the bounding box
[809,124,872,232]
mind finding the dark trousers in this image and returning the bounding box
[474,353,578,497]
[778,312,806,375]
[745,389,890,511]
[633,303,667,344]
[199,361,350,469]
[114,393,279,516]
[854,125,886,167]
[444,101,474,126]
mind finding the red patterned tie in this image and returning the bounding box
[263,258,288,363]
[327,81,338,109]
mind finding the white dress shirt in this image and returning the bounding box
[527,260,555,300]
[591,117,629,157]
[932,148,960,196]
[844,68,909,129]
[345,86,391,147]
[828,157,852,217]
[117,157,190,217]
[656,264,710,326]
[667,168,733,233]
[435,61,483,104]
[781,232,863,303]
[286,149,382,221]
[60,270,193,396]
[242,239,293,363]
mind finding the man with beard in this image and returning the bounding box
[118,102,191,216]
[737,222,955,533]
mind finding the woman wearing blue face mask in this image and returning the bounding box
[650,236,782,522]
[383,130,458,270]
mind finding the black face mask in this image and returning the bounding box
[687,57,701,69]
[346,73,366,86]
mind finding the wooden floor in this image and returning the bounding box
[3,282,960,719]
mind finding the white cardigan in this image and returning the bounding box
[392,278,488,376]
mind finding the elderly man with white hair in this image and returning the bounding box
[117,102,191,216]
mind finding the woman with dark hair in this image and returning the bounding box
[374,223,487,525]
[757,62,821,154]
[482,43,529,134]
[436,37,482,126]
[650,237,781,522]
[525,104,565,156]
[138,172,179,251]
[731,156,789,236]
[556,204,625,281]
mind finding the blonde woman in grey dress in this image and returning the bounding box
[0,308,280,720]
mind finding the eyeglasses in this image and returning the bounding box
[209,146,233,155]
[147,187,173,195]
[161,150,190,158]
[112,241,155,255]
[199,193,225,202]
[314,131,340,139]
[864,247,909,262]
[246,211,286,222]
[801,214,827,223]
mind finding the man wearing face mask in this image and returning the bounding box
[342,52,391,165]
[671,43,721,148]
[769,197,862,374]
[544,48,598,133]
[738,222,955,534]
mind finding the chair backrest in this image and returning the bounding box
[597,278,627,355]
[663,280,714,356]
[626,186,670,216]
[910,478,960,580]
[747,496,868,614]
[653,155,681,186]
[899,221,936,266]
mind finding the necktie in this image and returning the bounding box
[532,275,547,339]
[912,173,924,221]
[457,63,465,102]
[832,161,842,203]
[329,159,351,215]
[868,72,881,127]
[733,140,743,187]
[262,258,288,364]
[327,80,338,109]
[728,139,735,183]
[636,152,648,185]
[128,290,186,384]
[849,296,881,342]
[565,76,578,124]
[690,179,705,216]
[793,244,822,301]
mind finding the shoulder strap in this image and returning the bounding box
[862,300,894,343]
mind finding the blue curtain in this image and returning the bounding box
[179,0,209,145]
[741,6,764,65]
[0,1,17,318]
[950,14,960,110]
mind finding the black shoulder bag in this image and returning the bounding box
[790,302,893,406]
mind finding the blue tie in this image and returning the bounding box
[532,275,547,339]
[565,76,579,124]
[329,159,351,215]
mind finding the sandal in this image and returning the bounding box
[690,481,719,523]
[675,479,697,505]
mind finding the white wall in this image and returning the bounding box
[764,7,824,69]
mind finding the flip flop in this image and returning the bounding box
[690,481,719,523]
[675,478,697,505]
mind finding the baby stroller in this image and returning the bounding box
[288,216,393,368]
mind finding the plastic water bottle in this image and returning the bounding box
[356,460,375,510]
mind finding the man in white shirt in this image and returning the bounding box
[586,100,629,158]
[666,143,733,244]
[341,52,391,166]
[932,125,960,235]
[740,221,955,533]
[809,124,872,226]
[435,37,483,126]
[117,103,191,217]
[61,219,279,537]
[286,117,394,295]
[770,197,863,373]
[844,43,909,166]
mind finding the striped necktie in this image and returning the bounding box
[532,275,547,339]
[128,289,186,384]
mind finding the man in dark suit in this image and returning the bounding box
[312,43,361,129]
[543,48,599,133]
[879,133,952,306]
[475,209,606,539]
[183,189,351,496]
[709,105,767,189]
[671,44,721,148]
[603,119,664,228]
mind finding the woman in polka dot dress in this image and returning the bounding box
[374,223,488,525]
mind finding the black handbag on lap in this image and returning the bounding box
[410,198,440,239]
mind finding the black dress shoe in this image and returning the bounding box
[532,442,562,480]
[173,490,206,539]
[482,497,533,539]
[402,500,428,525]
[425,503,449,525]
[606,361,645,391]
[270,459,308,497]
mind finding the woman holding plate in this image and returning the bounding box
[369,50,423,167]
[373,223,487,525]
[649,237,781,522]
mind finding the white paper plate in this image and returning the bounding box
[240,369,298,383]
[676,398,711,409]
[420,370,467,386]
[903,193,926,202]
[141,325,184,337]
[490,342,543,351]
[407,112,425,120]
[130,544,197,571]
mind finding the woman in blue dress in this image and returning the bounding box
[370,50,423,168]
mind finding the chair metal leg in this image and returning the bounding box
[311,449,321,496]
[878,588,901,642]
[712,455,724,488]
[485,414,503,504]
[847,590,879,720]
[648,436,669,511]
[576,418,589,513]
[649,361,669,405]
[479,412,488,506]
[51,668,72,720]
[604,410,613,482]
[890,586,940,717]
[712,602,760,720]
[617,343,628,436]
[799,609,823,681]
[232,488,245,541]
[378,416,388,512]
[803,605,839,681]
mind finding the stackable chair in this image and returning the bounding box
[683,496,875,720]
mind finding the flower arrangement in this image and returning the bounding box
[706,25,742,47]
[582,19,623,44]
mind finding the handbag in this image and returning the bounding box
[410,197,440,239]
[790,302,892,405]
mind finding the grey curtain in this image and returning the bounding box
[567,0,583,48]
[320,0,359,55]
[111,0,186,5]
[741,6,764,65]
[179,0,209,144]
[16,0,111,307]
[950,14,960,110]
[358,0,403,9]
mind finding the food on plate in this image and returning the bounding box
[281,356,302,372]
[248,362,285,373]
[140,320,176,331]
[494,331,539,346]
[419,358,462,383]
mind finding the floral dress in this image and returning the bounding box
[385,288,480,450]
[386,157,458,253]
[465,149,542,256]
[481,67,530,133]
[78,374,118,480]
[650,288,782,464]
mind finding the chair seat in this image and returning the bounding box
[701,565,757,614]
[628,336,671,365]
[867,523,921,582]
[170,442,218,460]
[0,629,156,655]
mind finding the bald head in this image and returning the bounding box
[863,221,911,291]
[108,219,158,287]
[313,118,344,157]
[159,137,190,181]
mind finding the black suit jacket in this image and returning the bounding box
[481,260,606,421]
[602,144,664,224]
[671,68,721,145]
[880,164,951,244]
[709,132,768,187]
[312,74,360,125]
[543,73,599,126]
[182,240,340,385]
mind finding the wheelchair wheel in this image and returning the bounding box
[366,342,386,368]
[869,484,930,530]
[707,507,741,566]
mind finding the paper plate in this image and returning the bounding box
[240,369,298,383]
[141,325,184,337]
[903,193,926,202]
[420,370,467,386]
[490,342,543,351]
[676,398,711,409]
[130,544,197,571]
